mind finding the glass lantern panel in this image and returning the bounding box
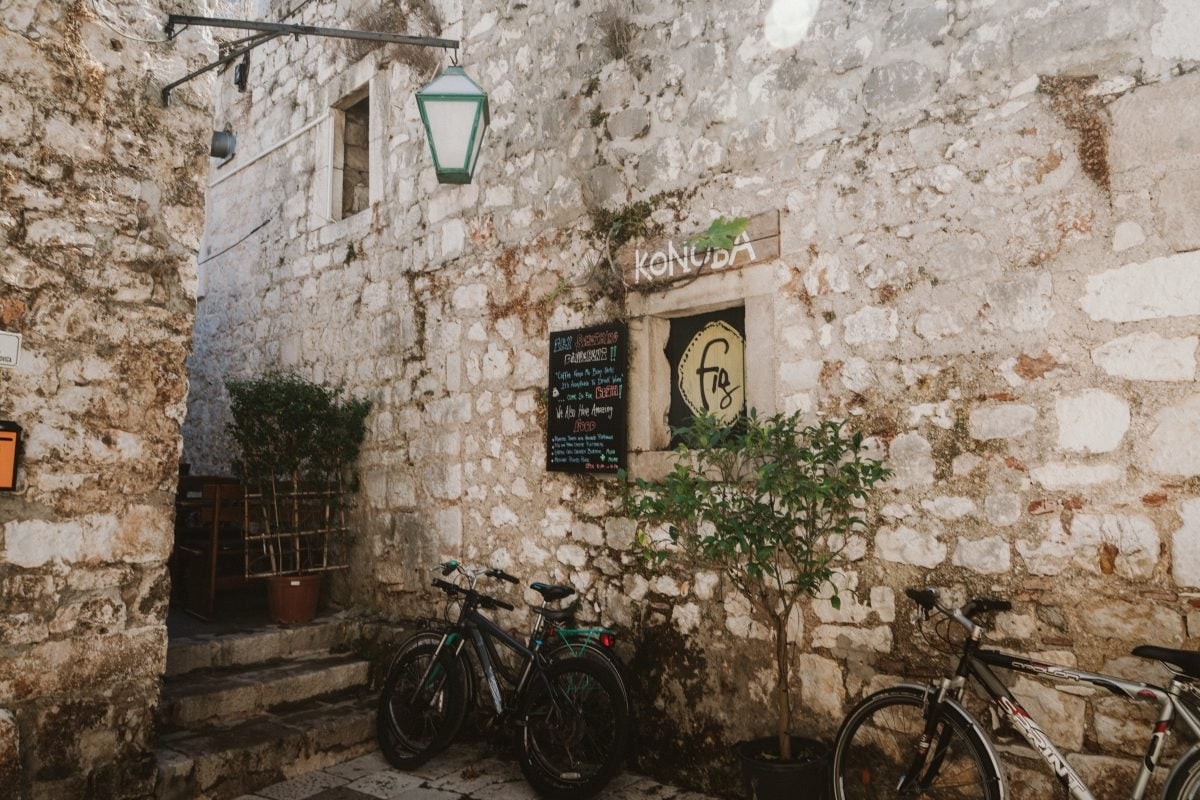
[424,99,480,171]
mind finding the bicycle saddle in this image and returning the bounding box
[530,582,574,603]
[1133,645,1200,679]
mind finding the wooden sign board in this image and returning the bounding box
[546,323,627,474]
[619,210,780,289]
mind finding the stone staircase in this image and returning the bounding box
[154,614,395,800]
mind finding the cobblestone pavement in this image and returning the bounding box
[238,743,722,800]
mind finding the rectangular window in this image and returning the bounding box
[666,307,746,445]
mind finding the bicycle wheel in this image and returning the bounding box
[385,629,476,712]
[832,686,1004,799]
[1164,745,1200,799]
[518,656,630,800]
[376,641,467,769]
[544,640,635,721]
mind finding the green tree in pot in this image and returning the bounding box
[226,372,371,624]
[621,410,890,799]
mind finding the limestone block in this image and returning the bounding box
[1083,251,1200,322]
[1092,332,1198,382]
[1152,0,1200,60]
[1079,599,1183,642]
[886,433,934,489]
[797,653,845,722]
[1094,696,1157,751]
[1110,73,1200,175]
[1144,394,1200,476]
[862,62,936,115]
[875,525,946,567]
[671,603,701,634]
[1172,499,1200,589]
[556,543,587,569]
[1157,168,1200,252]
[984,273,1053,332]
[1011,676,1086,752]
[952,536,1011,575]
[920,496,976,520]
[811,624,892,653]
[969,404,1036,441]
[1055,390,1130,453]
[451,284,488,311]
[883,5,950,48]
[1112,221,1145,252]
[693,572,720,601]
[1029,462,1122,490]
[0,709,17,792]
[984,493,1022,527]
[843,306,898,345]
[1017,515,1158,578]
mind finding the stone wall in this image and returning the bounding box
[0,1,211,797]
[186,0,1200,794]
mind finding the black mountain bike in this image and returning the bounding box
[377,561,631,799]
[831,587,1200,799]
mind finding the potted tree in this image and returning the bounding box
[621,410,889,800]
[226,372,371,624]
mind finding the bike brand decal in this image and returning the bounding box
[998,697,1088,793]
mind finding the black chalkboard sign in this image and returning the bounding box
[546,323,627,474]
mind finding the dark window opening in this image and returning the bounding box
[341,95,370,218]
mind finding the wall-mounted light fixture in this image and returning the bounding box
[416,65,490,185]
[210,130,237,158]
[0,421,21,491]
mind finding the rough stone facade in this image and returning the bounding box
[185,0,1200,794]
[1,1,211,797]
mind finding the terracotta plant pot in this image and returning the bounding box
[266,573,322,624]
[734,736,829,800]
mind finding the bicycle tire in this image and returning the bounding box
[544,640,635,721]
[385,629,477,713]
[831,686,1005,800]
[518,656,630,800]
[376,641,467,769]
[1163,745,1200,799]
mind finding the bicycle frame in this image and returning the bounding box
[430,603,549,717]
[941,640,1200,800]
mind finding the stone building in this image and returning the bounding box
[0,1,211,797]
[182,0,1200,793]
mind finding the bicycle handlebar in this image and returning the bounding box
[905,587,1011,638]
[431,577,515,612]
[487,568,519,584]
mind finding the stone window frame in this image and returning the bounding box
[625,261,779,480]
[317,58,387,227]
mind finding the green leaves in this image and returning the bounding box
[621,409,891,620]
[688,215,749,252]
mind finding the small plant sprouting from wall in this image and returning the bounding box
[345,0,444,76]
[598,3,637,62]
[1038,75,1110,193]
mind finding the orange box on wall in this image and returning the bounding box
[0,421,21,491]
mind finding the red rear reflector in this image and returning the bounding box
[599,633,614,648]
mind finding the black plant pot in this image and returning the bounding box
[734,736,830,800]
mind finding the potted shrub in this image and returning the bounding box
[226,372,371,624]
[621,410,889,800]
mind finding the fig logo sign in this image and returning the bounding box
[677,321,744,426]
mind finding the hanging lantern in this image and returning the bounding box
[416,65,490,184]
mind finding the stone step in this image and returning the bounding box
[165,614,357,678]
[155,690,376,800]
[161,652,370,729]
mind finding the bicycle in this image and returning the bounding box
[378,561,633,725]
[376,561,631,799]
[831,586,1200,799]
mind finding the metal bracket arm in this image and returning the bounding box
[160,13,460,106]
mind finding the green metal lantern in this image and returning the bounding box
[416,65,490,184]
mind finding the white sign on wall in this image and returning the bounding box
[0,332,22,369]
